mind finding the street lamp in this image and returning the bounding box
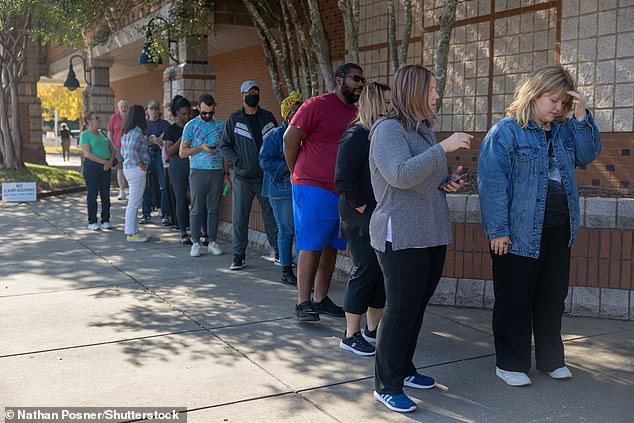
[63,55,91,91]
[139,16,179,70]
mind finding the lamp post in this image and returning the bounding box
[139,16,179,70]
[63,55,91,91]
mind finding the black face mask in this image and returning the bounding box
[200,113,214,122]
[245,94,260,107]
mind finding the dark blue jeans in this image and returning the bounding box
[269,198,294,266]
[142,150,167,218]
[82,158,111,224]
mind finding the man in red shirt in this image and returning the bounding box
[284,63,364,321]
[107,99,129,200]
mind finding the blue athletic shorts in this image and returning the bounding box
[292,184,347,251]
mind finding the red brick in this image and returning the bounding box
[587,258,598,287]
[454,252,464,276]
[622,231,632,260]
[588,231,600,259]
[482,254,493,279]
[621,260,632,290]
[455,224,465,251]
[569,258,577,284]
[609,260,621,288]
[473,251,483,278]
[573,229,588,257]
[444,251,455,277]
[599,259,610,287]
[610,230,622,259]
[464,225,474,252]
[599,230,611,258]
[464,250,473,277]
[576,259,588,285]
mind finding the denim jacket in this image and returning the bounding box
[259,122,291,199]
[478,111,601,258]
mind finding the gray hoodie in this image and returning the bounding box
[368,118,453,252]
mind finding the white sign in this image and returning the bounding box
[2,182,37,202]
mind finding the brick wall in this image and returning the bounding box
[109,69,165,113]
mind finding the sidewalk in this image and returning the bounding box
[1,192,633,422]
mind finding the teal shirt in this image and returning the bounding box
[80,130,111,160]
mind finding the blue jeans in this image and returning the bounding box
[142,150,168,218]
[270,198,294,266]
[82,158,111,224]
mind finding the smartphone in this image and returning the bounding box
[438,172,471,190]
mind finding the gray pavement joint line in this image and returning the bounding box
[0,282,139,299]
[427,309,493,336]
[0,328,208,359]
[566,359,634,385]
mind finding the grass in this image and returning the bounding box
[0,162,84,191]
[44,145,83,155]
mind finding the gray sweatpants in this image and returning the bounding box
[189,168,224,243]
[231,177,278,256]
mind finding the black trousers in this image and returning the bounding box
[491,224,571,373]
[169,157,190,236]
[374,243,446,394]
[344,235,385,314]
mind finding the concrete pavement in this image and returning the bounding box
[1,192,633,422]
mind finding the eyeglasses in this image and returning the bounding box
[199,112,213,117]
[345,74,366,84]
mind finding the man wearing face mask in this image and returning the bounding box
[220,81,279,271]
[180,94,228,257]
[284,63,365,321]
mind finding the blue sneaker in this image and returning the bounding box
[373,391,416,413]
[404,373,436,389]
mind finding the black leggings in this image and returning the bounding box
[343,235,385,314]
[374,243,446,394]
[169,157,190,236]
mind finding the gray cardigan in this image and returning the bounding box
[368,118,453,252]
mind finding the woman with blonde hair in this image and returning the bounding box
[335,82,391,357]
[478,65,600,387]
[369,65,472,412]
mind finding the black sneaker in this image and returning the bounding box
[180,236,193,245]
[295,300,319,321]
[138,216,151,224]
[161,217,172,227]
[200,234,209,247]
[312,296,345,317]
[230,254,245,270]
[281,266,297,285]
[339,331,375,356]
[363,325,377,344]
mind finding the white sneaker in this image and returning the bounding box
[548,366,572,380]
[496,367,532,387]
[190,242,201,257]
[117,190,126,200]
[88,223,100,231]
[101,222,112,230]
[208,241,223,256]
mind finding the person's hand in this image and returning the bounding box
[567,90,587,121]
[103,161,112,171]
[355,204,367,214]
[490,236,511,255]
[201,144,214,153]
[441,165,465,193]
[440,132,473,153]
[139,164,148,172]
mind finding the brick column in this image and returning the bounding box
[20,39,46,164]
[163,36,215,109]
[83,57,115,125]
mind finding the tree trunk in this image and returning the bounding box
[387,0,414,73]
[435,0,458,113]
[399,0,413,66]
[387,0,399,73]
[306,0,334,90]
[338,0,360,64]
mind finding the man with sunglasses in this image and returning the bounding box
[180,94,228,257]
[284,63,365,321]
[220,81,279,271]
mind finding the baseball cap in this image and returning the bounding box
[147,99,161,110]
[240,80,258,94]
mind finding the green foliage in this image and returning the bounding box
[38,84,83,121]
[0,162,84,191]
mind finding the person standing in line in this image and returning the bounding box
[79,112,115,231]
[369,65,472,413]
[478,65,601,387]
[107,99,129,200]
[121,105,150,242]
[335,82,391,356]
[180,94,228,257]
[220,80,278,271]
[283,63,364,321]
[259,91,303,286]
[60,123,72,161]
[164,95,193,245]
[140,100,171,225]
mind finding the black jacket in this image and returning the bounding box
[334,124,376,238]
[220,107,277,182]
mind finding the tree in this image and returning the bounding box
[386,0,413,73]
[338,0,360,64]
[435,0,458,112]
[38,84,83,122]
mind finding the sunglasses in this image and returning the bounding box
[345,74,366,84]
